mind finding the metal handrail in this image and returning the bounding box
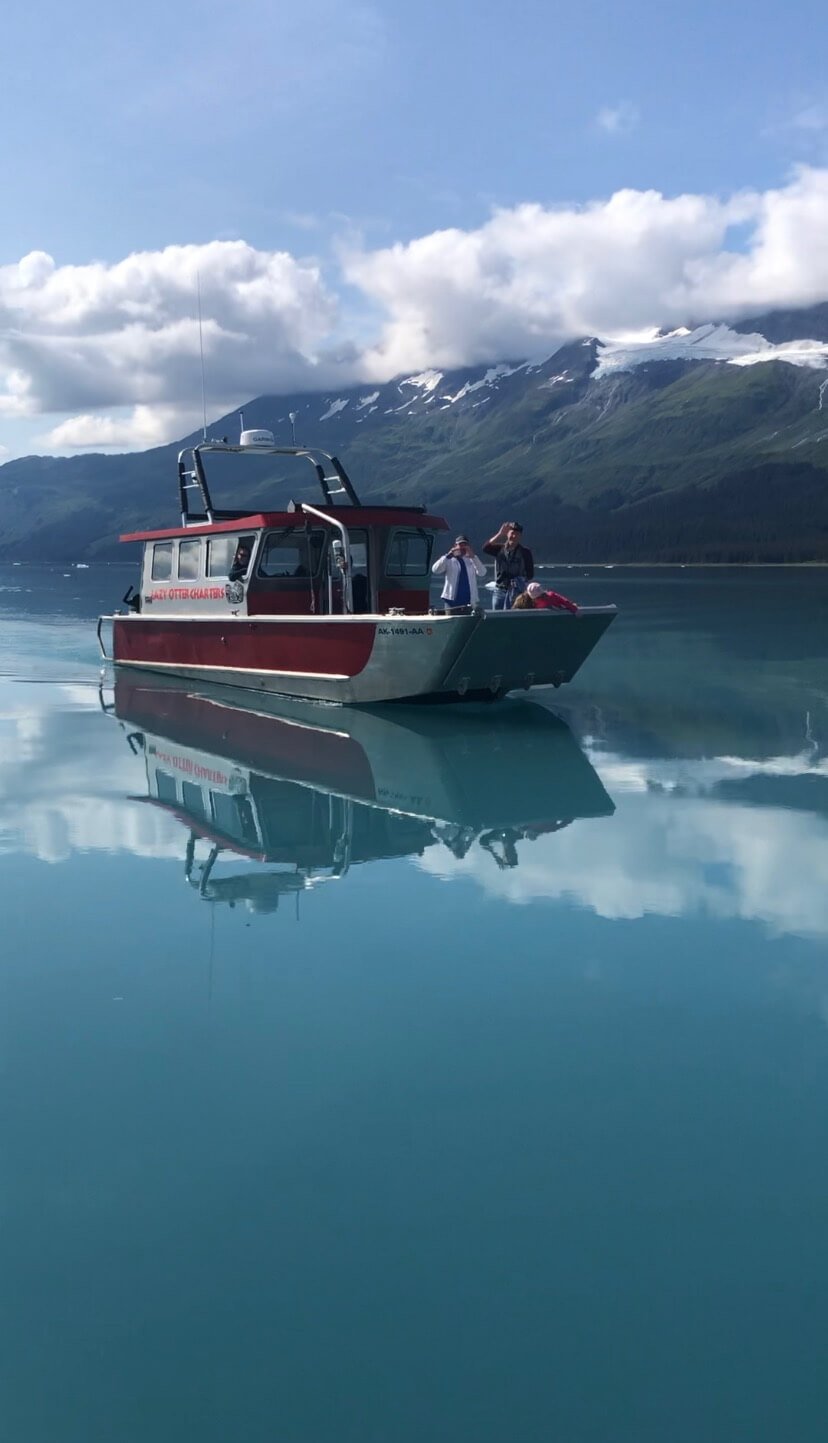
[96,615,112,661]
[300,502,353,615]
[176,442,361,524]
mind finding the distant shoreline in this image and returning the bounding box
[536,561,828,569]
[1,558,827,571]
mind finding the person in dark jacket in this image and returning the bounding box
[482,521,534,609]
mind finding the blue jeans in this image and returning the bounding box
[492,589,510,610]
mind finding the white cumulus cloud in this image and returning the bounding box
[345,165,828,377]
[0,240,344,443]
[5,167,828,455]
[42,405,196,452]
[420,786,828,941]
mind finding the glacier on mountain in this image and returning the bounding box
[318,397,350,421]
[445,363,527,404]
[593,323,828,378]
[399,369,444,393]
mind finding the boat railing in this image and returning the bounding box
[96,615,112,662]
[176,441,361,525]
[300,502,354,615]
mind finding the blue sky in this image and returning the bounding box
[2,0,828,458]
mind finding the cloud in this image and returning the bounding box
[0,240,343,433]
[0,683,184,862]
[2,681,826,942]
[764,98,828,142]
[345,165,828,376]
[594,101,639,135]
[343,186,746,375]
[282,211,324,232]
[40,405,197,452]
[789,102,828,133]
[6,167,828,453]
[420,781,828,941]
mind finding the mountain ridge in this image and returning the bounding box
[2,301,828,563]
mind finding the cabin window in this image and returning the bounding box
[181,781,205,817]
[258,528,325,578]
[155,770,178,805]
[151,542,173,580]
[347,530,370,612]
[347,530,368,574]
[229,535,256,580]
[207,534,256,578]
[178,539,202,580]
[385,530,433,577]
[207,536,238,577]
[210,791,259,848]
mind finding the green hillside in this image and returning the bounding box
[1,327,828,563]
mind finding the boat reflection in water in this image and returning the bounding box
[110,675,615,913]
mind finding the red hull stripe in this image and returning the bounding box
[113,618,376,678]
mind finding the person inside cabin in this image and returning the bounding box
[352,573,370,613]
[524,581,579,614]
[431,534,487,613]
[483,521,534,609]
[229,541,252,583]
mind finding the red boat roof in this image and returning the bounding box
[122,509,449,543]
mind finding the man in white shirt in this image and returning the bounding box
[431,535,487,612]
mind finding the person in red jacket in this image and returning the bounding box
[525,581,579,613]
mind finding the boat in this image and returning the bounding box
[97,427,616,704]
[105,675,614,912]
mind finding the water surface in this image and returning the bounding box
[1,564,827,1443]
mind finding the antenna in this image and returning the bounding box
[197,270,207,441]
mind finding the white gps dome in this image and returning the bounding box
[239,428,275,449]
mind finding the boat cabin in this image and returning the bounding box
[121,431,448,618]
[128,723,434,911]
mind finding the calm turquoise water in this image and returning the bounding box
[1,564,828,1443]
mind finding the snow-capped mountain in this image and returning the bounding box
[2,302,828,564]
[593,322,828,377]
[296,307,828,430]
